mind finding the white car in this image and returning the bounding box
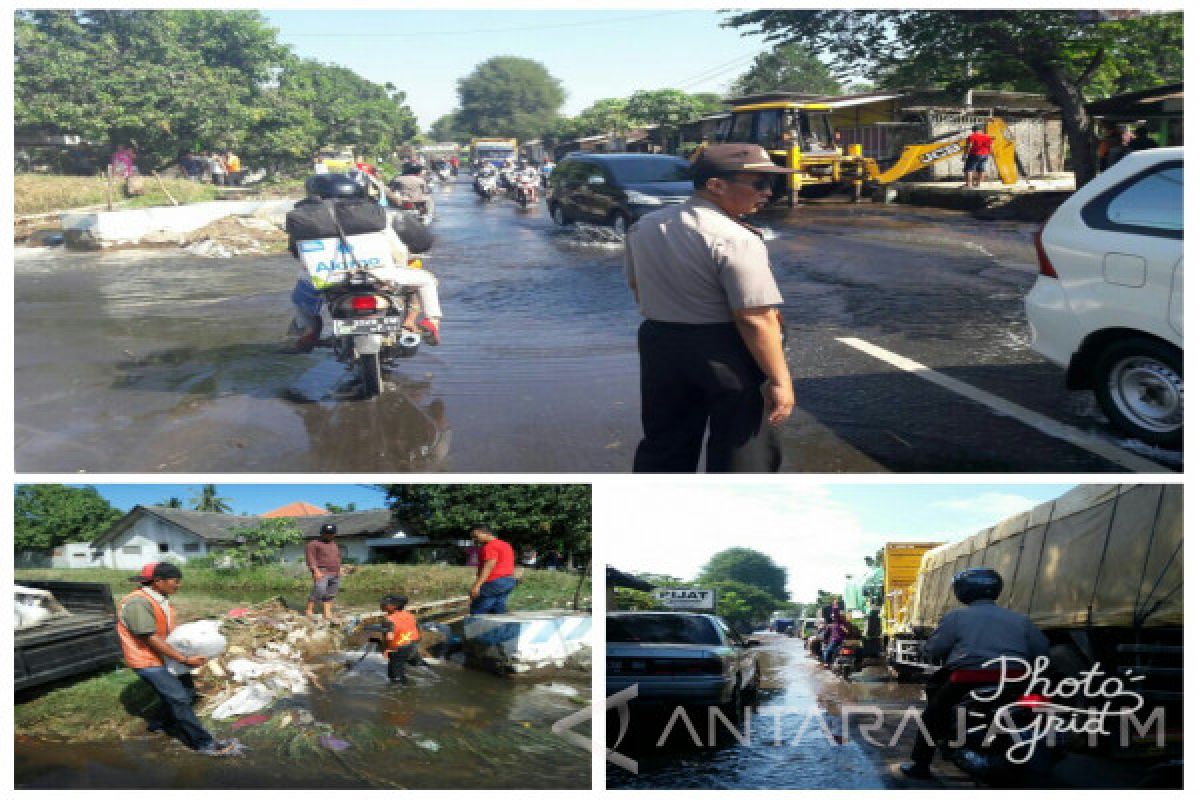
[1025,147,1182,448]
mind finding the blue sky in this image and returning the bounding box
[74,484,388,516]
[604,482,1077,602]
[261,9,772,129]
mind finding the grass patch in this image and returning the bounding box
[16,565,591,620]
[14,175,227,215]
[15,666,156,741]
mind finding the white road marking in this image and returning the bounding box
[835,337,1170,473]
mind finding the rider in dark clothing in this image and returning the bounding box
[901,568,1050,780]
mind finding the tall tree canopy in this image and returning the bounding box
[698,548,789,602]
[723,10,1182,184]
[15,485,124,551]
[731,44,843,97]
[455,56,566,143]
[386,484,590,562]
[191,484,233,514]
[14,9,418,171]
[625,89,704,148]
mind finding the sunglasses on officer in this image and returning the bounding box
[720,174,774,191]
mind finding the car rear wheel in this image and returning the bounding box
[1092,337,1182,449]
[551,203,572,226]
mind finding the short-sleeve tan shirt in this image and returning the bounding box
[624,197,783,324]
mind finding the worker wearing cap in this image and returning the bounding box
[305,523,342,620]
[624,143,799,472]
[116,562,236,756]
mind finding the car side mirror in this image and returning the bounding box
[586,174,605,185]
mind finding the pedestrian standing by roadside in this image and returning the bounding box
[624,144,798,473]
[1097,123,1132,171]
[209,151,227,186]
[116,562,238,756]
[110,144,136,178]
[961,125,994,188]
[224,150,242,186]
[1128,125,1159,152]
[304,523,342,620]
[468,526,517,614]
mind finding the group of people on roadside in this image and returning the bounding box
[1097,122,1159,171]
[179,150,244,185]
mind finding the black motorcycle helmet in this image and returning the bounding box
[319,523,337,537]
[952,567,1003,604]
[305,173,365,200]
[401,163,424,176]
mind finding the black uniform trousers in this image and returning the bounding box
[387,643,421,684]
[634,319,782,473]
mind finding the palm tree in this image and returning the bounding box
[192,484,233,514]
[159,496,184,509]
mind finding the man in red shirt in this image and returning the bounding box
[962,125,994,188]
[468,526,517,614]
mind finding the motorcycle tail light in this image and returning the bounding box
[401,201,415,210]
[1016,693,1049,708]
[350,295,379,312]
[840,647,855,656]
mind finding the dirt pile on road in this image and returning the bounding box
[181,215,289,257]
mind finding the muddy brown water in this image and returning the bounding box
[15,184,1177,472]
[16,606,590,789]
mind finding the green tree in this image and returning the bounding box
[698,547,789,602]
[731,44,843,97]
[324,502,357,513]
[571,98,634,139]
[14,485,123,551]
[429,111,469,143]
[625,89,702,149]
[158,497,184,509]
[227,518,304,567]
[455,56,566,143]
[15,10,287,168]
[711,579,780,632]
[191,484,232,514]
[723,10,1183,185]
[386,484,590,564]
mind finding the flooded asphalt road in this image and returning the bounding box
[15,649,589,789]
[606,634,1163,790]
[14,181,1180,472]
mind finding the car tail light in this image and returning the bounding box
[350,295,380,312]
[1033,226,1059,279]
[1016,693,1049,709]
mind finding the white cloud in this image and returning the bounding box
[599,482,877,602]
[933,492,1040,520]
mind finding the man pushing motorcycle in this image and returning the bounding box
[285,173,442,353]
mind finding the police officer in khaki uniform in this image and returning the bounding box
[624,144,798,472]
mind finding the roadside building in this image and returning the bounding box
[77,505,431,568]
[1085,81,1183,147]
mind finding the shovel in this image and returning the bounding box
[333,640,377,684]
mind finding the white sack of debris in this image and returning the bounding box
[165,619,228,674]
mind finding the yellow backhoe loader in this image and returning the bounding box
[706,98,1020,204]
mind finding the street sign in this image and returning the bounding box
[654,587,716,611]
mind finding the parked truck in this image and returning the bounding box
[15,581,123,692]
[889,484,1182,778]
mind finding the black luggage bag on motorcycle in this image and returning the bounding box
[286,198,387,239]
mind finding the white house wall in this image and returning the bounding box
[280,538,372,565]
[104,517,210,569]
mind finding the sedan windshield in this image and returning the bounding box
[606,157,692,184]
[608,614,721,644]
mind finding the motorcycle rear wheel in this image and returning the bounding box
[360,352,383,398]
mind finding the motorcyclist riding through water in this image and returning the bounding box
[901,567,1050,781]
[286,173,442,353]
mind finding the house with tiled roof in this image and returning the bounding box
[76,505,429,569]
[261,501,328,518]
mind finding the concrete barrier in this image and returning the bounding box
[463,611,592,674]
[60,199,298,250]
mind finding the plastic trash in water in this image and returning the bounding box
[319,735,351,752]
[416,739,440,752]
[231,713,272,730]
[211,683,275,720]
[227,608,251,618]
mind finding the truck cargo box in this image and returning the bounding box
[15,581,122,692]
[908,484,1181,634]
